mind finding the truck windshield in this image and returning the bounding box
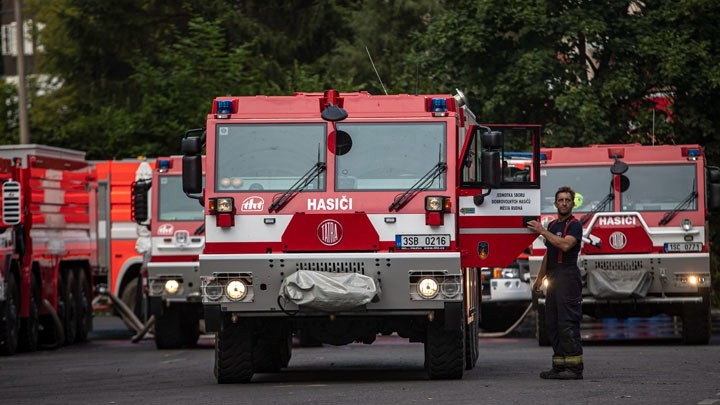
[621,164,697,211]
[215,123,326,192]
[334,122,446,191]
[158,175,204,221]
[540,166,612,214]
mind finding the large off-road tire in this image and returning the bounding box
[75,270,93,343]
[425,315,465,380]
[0,272,20,355]
[536,305,551,347]
[681,289,711,345]
[253,319,292,372]
[215,316,254,383]
[155,304,200,349]
[62,270,79,345]
[18,272,40,352]
[120,275,145,322]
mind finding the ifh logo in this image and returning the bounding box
[241,196,265,212]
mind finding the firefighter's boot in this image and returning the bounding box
[539,356,565,379]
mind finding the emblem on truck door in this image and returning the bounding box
[317,219,343,246]
[478,241,489,259]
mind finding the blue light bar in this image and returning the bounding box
[158,159,170,170]
[687,148,700,157]
[216,100,233,114]
[430,98,447,112]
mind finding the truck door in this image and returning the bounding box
[458,124,541,268]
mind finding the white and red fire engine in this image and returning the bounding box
[529,144,720,345]
[181,89,542,382]
[131,156,206,348]
[0,145,97,355]
[94,159,153,319]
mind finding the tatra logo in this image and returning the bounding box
[609,231,627,250]
[599,216,637,226]
[241,196,264,212]
[317,219,343,246]
[158,224,174,235]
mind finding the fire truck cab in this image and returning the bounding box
[529,144,720,345]
[181,89,542,382]
[132,156,206,349]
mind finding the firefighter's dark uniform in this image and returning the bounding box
[544,216,584,377]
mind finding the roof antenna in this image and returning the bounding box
[366,46,388,95]
[415,62,419,95]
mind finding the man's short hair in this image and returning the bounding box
[555,186,575,201]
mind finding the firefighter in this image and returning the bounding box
[527,185,584,380]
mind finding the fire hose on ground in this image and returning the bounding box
[477,301,535,338]
[93,286,155,343]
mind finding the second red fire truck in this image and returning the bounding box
[529,144,720,345]
[0,145,97,355]
[181,89,543,382]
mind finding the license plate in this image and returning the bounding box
[664,242,702,252]
[396,234,450,250]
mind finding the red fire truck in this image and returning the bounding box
[181,89,542,382]
[131,156,206,348]
[0,144,97,355]
[529,144,720,345]
[94,159,153,319]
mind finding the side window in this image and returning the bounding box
[461,125,540,189]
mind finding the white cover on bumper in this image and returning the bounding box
[280,270,378,312]
[587,269,652,299]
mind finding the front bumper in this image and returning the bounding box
[198,252,464,314]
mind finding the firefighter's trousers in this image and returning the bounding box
[545,266,583,373]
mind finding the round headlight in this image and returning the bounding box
[205,281,223,300]
[681,218,693,231]
[688,275,698,285]
[417,277,439,299]
[441,278,461,298]
[164,279,180,294]
[150,279,164,295]
[225,280,247,300]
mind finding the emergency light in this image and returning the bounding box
[429,98,448,117]
[157,159,171,172]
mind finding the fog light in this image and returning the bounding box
[417,277,439,299]
[226,280,247,300]
[441,278,461,298]
[205,281,223,301]
[164,279,180,294]
[688,275,698,285]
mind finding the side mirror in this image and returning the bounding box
[480,130,503,188]
[183,155,203,194]
[131,179,151,224]
[708,166,720,213]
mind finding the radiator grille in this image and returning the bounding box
[584,259,647,271]
[295,261,365,273]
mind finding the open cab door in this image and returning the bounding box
[458,124,541,268]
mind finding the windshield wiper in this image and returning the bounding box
[268,161,326,213]
[658,190,697,226]
[389,160,447,212]
[580,192,614,225]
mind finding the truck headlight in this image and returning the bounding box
[225,280,247,300]
[205,281,224,301]
[164,279,180,294]
[441,277,461,298]
[417,277,439,299]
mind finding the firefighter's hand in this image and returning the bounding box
[526,220,544,235]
